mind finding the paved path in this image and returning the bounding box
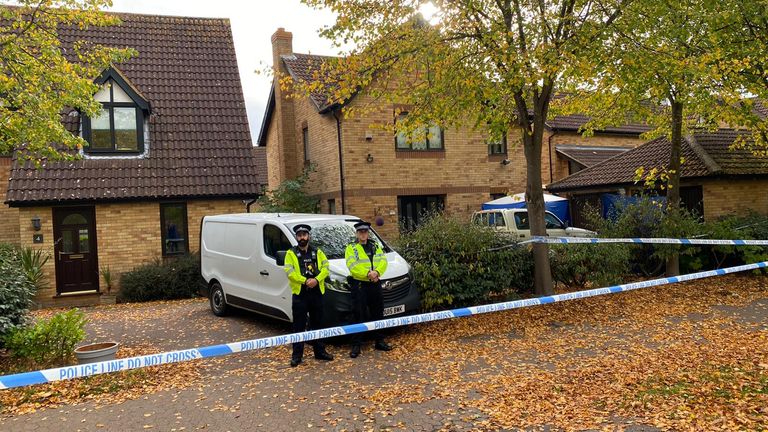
[2,276,766,431]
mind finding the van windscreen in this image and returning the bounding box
[292,222,389,259]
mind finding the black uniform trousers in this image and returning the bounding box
[349,279,385,346]
[291,286,325,359]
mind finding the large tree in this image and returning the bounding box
[298,0,629,295]
[1,0,134,162]
[708,0,768,155]
[561,0,739,276]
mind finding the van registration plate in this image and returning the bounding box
[383,304,405,316]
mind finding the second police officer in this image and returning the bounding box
[345,221,393,358]
[283,224,334,367]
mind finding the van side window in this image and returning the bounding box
[263,224,292,260]
[544,213,565,229]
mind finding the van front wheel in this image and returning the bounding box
[209,282,229,317]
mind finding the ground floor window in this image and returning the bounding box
[680,186,704,219]
[397,195,445,232]
[161,203,188,256]
[328,199,336,215]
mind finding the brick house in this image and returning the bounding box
[547,129,768,225]
[0,13,263,307]
[258,28,646,239]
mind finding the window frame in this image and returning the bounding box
[487,134,507,155]
[82,70,149,155]
[263,223,293,260]
[302,126,310,163]
[394,112,444,151]
[160,202,189,256]
[397,194,446,232]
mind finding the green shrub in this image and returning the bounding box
[395,214,533,311]
[0,244,37,340]
[4,309,87,367]
[586,197,703,275]
[697,212,768,270]
[18,247,50,290]
[550,244,630,288]
[118,254,204,302]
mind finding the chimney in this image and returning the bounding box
[271,28,293,72]
[269,28,299,184]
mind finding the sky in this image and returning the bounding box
[108,0,341,145]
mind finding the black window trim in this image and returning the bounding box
[394,112,445,151]
[488,133,508,155]
[160,202,189,257]
[82,67,150,155]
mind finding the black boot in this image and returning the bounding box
[349,345,361,358]
[314,351,334,361]
[290,356,302,367]
[374,340,393,351]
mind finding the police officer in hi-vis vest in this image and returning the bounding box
[344,221,393,358]
[283,224,334,367]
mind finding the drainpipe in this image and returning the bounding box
[547,130,558,184]
[332,108,346,214]
[246,197,258,213]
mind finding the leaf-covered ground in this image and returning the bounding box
[0,275,766,431]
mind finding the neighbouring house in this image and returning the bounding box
[0,13,263,307]
[258,28,647,239]
[547,129,768,227]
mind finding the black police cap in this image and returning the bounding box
[293,224,311,234]
[354,221,371,231]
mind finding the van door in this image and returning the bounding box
[511,211,531,239]
[259,223,295,320]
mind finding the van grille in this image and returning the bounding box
[381,275,411,303]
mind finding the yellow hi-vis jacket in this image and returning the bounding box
[283,247,329,295]
[345,241,387,282]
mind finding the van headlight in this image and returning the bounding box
[326,278,351,293]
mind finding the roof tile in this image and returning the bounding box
[548,129,768,192]
[6,12,261,204]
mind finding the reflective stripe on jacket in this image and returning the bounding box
[344,241,387,282]
[283,247,329,295]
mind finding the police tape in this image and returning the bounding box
[1,259,766,390]
[522,236,768,246]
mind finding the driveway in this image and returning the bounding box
[1,275,766,431]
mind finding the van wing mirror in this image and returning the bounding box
[276,250,287,267]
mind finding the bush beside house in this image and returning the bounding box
[3,309,87,369]
[396,214,534,311]
[0,244,37,340]
[118,254,204,303]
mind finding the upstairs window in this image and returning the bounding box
[488,134,507,155]
[395,112,443,151]
[82,68,149,154]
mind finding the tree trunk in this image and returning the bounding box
[665,100,683,277]
[525,93,554,296]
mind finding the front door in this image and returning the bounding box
[53,207,99,294]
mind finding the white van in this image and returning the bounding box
[472,209,595,240]
[199,213,419,326]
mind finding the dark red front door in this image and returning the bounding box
[53,207,99,294]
